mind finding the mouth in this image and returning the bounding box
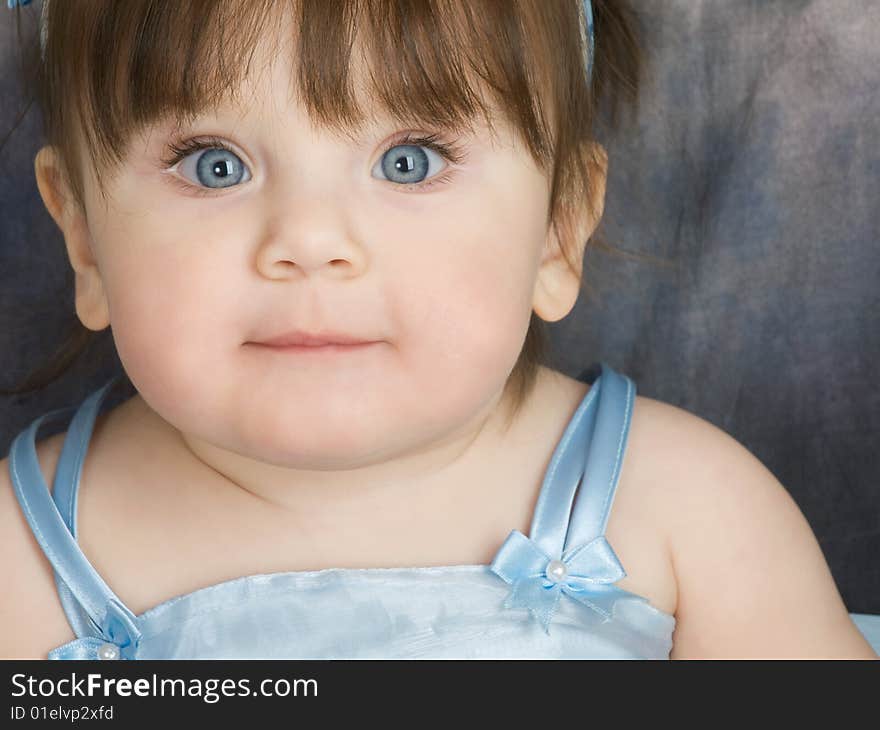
[249,329,377,347]
[247,341,379,353]
[245,327,384,359]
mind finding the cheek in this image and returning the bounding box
[100,244,241,403]
[386,186,546,385]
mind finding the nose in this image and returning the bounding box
[254,202,367,281]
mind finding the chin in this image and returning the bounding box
[229,413,403,467]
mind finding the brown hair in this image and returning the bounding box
[1,0,644,425]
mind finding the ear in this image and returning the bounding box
[532,142,607,323]
[34,145,111,331]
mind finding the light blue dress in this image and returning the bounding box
[8,362,677,659]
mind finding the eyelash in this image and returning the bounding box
[159,132,466,198]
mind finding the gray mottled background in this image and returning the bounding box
[1,1,878,614]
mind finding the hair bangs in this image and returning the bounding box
[47,0,581,206]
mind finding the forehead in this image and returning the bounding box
[160,3,511,145]
[165,61,503,153]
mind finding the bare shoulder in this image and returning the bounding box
[0,433,79,658]
[631,395,877,659]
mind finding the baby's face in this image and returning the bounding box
[45,37,579,469]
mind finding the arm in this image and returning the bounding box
[653,405,878,659]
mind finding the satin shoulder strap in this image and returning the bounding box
[50,375,128,638]
[7,376,140,642]
[526,362,636,558]
[50,379,123,537]
[564,363,636,551]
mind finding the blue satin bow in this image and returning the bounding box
[47,597,143,660]
[100,598,143,659]
[490,529,641,634]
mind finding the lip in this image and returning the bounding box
[248,341,379,356]
[250,330,377,347]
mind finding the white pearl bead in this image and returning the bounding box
[97,642,120,660]
[545,559,568,584]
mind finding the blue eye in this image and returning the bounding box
[179,148,250,189]
[375,143,445,186]
[163,138,250,191]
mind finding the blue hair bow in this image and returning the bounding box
[584,0,596,79]
[7,0,33,8]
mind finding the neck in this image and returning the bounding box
[128,376,536,537]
